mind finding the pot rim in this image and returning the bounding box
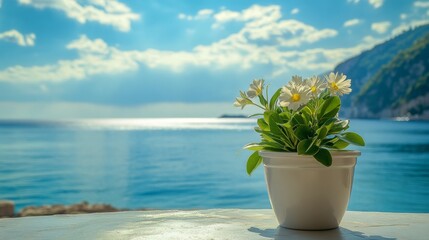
[259,150,361,159]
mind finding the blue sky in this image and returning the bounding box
[0,0,428,118]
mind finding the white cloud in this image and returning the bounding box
[368,0,383,8]
[349,0,386,9]
[0,5,380,83]
[178,9,214,20]
[178,13,189,20]
[18,0,139,32]
[414,1,429,8]
[371,21,391,34]
[343,19,361,27]
[212,5,282,28]
[362,35,384,45]
[0,34,375,83]
[400,13,408,20]
[362,35,376,44]
[275,25,338,47]
[290,8,299,15]
[212,10,241,25]
[391,19,429,36]
[0,35,140,82]
[413,1,429,16]
[212,5,337,45]
[0,29,36,46]
[197,9,214,18]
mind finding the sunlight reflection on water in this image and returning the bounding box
[0,118,256,131]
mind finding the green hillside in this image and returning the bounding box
[333,24,429,109]
[353,32,429,119]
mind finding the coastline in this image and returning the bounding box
[0,201,149,218]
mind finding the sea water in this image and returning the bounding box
[0,119,428,212]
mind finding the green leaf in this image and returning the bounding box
[247,151,262,175]
[295,125,312,140]
[261,141,285,149]
[319,117,337,128]
[257,118,269,131]
[321,106,340,119]
[321,136,336,145]
[244,142,285,152]
[332,139,349,149]
[244,143,265,151]
[285,127,298,150]
[291,114,305,125]
[339,132,365,146]
[264,111,272,124]
[269,88,282,110]
[270,112,282,123]
[260,133,275,143]
[258,94,268,107]
[268,116,282,136]
[318,96,340,118]
[282,122,292,129]
[329,120,350,134]
[279,111,292,121]
[316,126,328,140]
[297,139,319,155]
[260,131,287,147]
[313,148,332,166]
[301,106,313,122]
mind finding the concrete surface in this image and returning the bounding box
[0,209,428,239]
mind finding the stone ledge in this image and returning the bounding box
[0,209,428,239]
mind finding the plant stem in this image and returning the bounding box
[253,103,266,110]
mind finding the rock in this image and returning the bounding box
[0,200,15,218]
[18,201,119,217]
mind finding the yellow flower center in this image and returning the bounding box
[311,86,317,93]
[331,82,339,90]
[292,93,301,102]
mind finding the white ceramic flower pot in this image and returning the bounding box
[260,150,360,230]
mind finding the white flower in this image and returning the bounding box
[306,76,325,96]
[234,97,248,109]
[325,72,352,96]
[246,79,264,98]
[279,82,310,111]
[288,75,303,88]
[233,91,252,109]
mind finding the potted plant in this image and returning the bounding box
[234,72,365,230]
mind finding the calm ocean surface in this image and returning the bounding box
[0,118,428,213]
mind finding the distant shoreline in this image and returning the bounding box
[1,201,150,218]
[218,114,247,118]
